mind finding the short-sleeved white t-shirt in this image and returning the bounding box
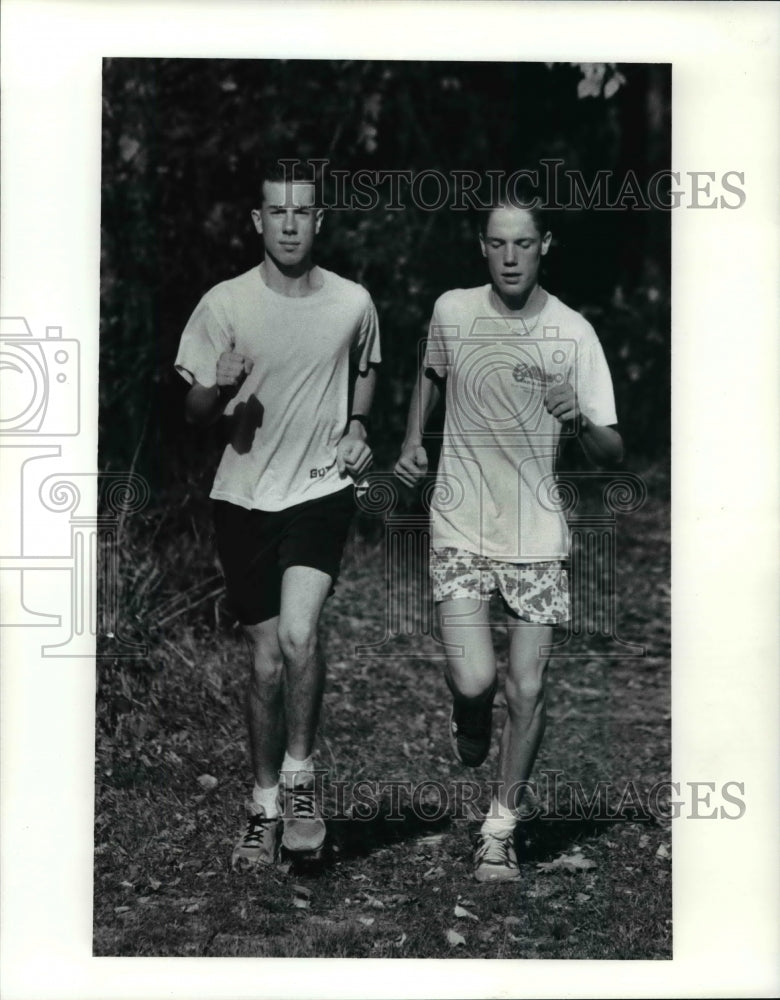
[424,285,617,561]
[175,265,381,511]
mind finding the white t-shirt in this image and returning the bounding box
[424,285,617,561]
[175,265,381,511]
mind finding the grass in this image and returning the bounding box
[94,461,671,959]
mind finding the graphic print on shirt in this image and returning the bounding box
[429,315,580,445]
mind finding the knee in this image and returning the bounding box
[277,621,318,665]
[447,666,496,701]
[505,667,547,714]
[244,627,284,687]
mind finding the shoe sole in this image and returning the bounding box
[281,820,326,854]
[474,866,521,883]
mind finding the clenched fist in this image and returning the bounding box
[545,382,579,424]
[394,444,428,486]
[217,351,254,395]
[336,435,373,478]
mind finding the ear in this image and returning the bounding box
[250,208,263,236]
[540,230,552,256]
[478,231,487,259]
[314,207,324,234]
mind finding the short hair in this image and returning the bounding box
[478,175,550,238]
[257,156,323,194]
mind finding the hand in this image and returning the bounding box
[216,351,254,396]
[545,382,580,424]
[394,444,428,486]
[336,434,373,479]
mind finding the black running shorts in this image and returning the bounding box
[213,486,356,626]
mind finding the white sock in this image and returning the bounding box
[481,798,517,837]
[280,752,313,787]
[251,782,280,818]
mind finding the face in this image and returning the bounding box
[251,180,323,271]
[480,206,551,306]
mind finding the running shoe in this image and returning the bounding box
[280,773,326,854]
[231,803,281,868]
[449,679,497,767]
[473,829,521,883]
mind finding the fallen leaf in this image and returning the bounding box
[575,893,591,904]
[446,928,466,947]
[197,774,218,791]
[537,853,597,874]
[655,842,671,860]
[394,933,407,947]
[148,878,162,891]
[504,915,523,927]
[184,903,199,913]
[114,906,131,914]
[639,834,650,849]
[454,904,479,922]
[356,916,374,927]
[292,898,310,909]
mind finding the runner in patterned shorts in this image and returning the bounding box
[395,178,623,882]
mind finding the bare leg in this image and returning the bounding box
[277,565,332,760]
[495,622,552,811]
[437,598,496,698]
[243,616,286,789]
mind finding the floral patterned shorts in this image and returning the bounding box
[430,547,570,625]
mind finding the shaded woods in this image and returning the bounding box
[100,59,670,495]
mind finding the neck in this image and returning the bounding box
[490,282,542,316]
[260,256,320,297]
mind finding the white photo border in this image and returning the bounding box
[1,1,777,998]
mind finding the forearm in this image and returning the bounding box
[185,383,229,427]
[347,365,378,440]
[402,370,441,448]
[577,417,624,467]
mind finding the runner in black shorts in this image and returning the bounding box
[175,159,381,866]
[213,487,356,626]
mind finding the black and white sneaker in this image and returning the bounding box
[473,829,520,883]
[231,803,281,869]
[280,773,326,854]
[449,679,497,767]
